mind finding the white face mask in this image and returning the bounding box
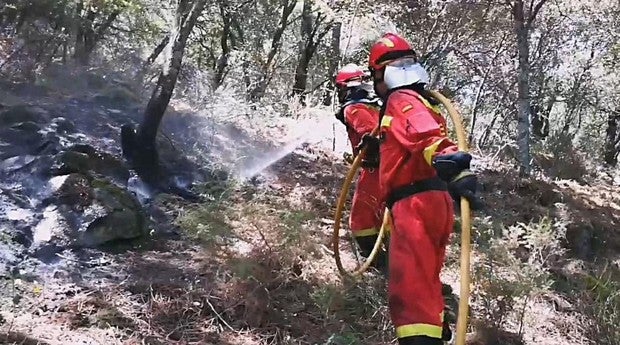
[359,81,374,94]
[383,58,430,89]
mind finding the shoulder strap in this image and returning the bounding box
[397,89,443,115]
[338,98,382,127]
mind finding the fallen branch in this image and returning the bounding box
[205,298,235,332]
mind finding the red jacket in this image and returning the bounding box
[344,102,380,155]
[378,89,458,202]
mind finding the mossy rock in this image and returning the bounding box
[53,145,130,184]
[77,178,147,247]
[41,174,147,248]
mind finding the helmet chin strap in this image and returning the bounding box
[384,62,430,90]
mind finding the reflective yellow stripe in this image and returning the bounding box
[350,109,358,115]
[414,94,442,114]
[381,115,393,128]
[353,228,379,237]
[423,138,447,165]
[401,104,413,113]
[396,323,443,339]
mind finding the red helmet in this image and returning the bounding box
[368,33,417,71]
[335,64,366,87]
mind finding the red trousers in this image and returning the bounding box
[388,190,454,339]
[350,168,383,237]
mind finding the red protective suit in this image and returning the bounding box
[343,102,384,240]
[379,89,458,340]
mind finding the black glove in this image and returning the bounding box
[432,152,483,210]
[355,133,380,168]
[355,133,380,153]
[343,152,354,165]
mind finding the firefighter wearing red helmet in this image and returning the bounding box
[362,33,482,345]
[334,63,387,269]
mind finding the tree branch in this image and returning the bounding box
[528,0,550,25]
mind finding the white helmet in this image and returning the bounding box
[383,57,430,90]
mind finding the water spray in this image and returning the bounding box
[237,116,338,180]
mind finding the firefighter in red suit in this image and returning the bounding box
[334,64,387,268]
[361,33,482,345]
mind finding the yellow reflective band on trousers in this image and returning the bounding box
[381,115,393,128]
[423,138,447,166]
[352,227,379,237]
[396,323,443,339]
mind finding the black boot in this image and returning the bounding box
[442,321,452,341]
[441,283,457,342]
[355,234,388,273]
[442,283,458,328]
[354,234,378,258]
[398,336,443,345]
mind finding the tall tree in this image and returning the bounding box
[291,0,332,101]
[323,22,341,106]
[248,0,296,101]
[123,0,207,170]
[510,0,551,175]
[73,0,126,65]
[604,110,620,166]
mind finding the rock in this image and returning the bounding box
[0,105,48,127]
[0,155,37,172]
[92,86,140,108]
[53,145,130,185]
[0,121,47,159]
[78,179,146,247]
[54,151,91,175]
[51,117,76,134]
[33,175,147,249]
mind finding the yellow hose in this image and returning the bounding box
[332,90,473,343]
[430,90,472,345]
[332,128,388,277]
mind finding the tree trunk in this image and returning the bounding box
[604,112,620,166]
[323,22,341,106]
[74,7,120,65]
[213,8,231,89]
[145,35,170,66]
[128,0,206,166]
[291,0,314,99]
[513,0,532,175]
[249,0,296,101]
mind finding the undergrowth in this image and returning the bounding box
[577,263,620,345]
[470,216,566,344]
